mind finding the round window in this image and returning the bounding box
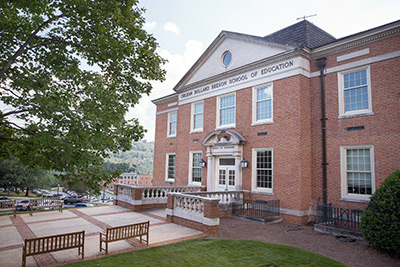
[222,51,232,67]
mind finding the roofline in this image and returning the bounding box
[311,19,400,57]
[151,93,178,105]
[172,30,295,92]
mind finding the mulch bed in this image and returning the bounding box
[212,217,399,267]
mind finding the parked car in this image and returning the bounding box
[74,203,94,208]
[0,196,9,201]
[64,196,83,204]
[16,200,30,211]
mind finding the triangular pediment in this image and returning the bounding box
[174,31,294,91]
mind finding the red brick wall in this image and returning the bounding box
[310,35,400,210]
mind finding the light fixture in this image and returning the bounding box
[241,158,248,168]
[200,159,207,168]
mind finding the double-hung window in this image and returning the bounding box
[191,102,203,132]
[340,145,375,201]
[217,94,235,128]
[252,84,273,124]
[165,153,176,181]
[168,112,177,137]
[338,66,372,117]
[252,148,273,193]
[189,151,202,184]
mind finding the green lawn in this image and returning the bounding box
[66,238,347,267]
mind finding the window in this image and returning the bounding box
[252,84,273,124]
[222,51,232,67]
[338,66,372,117]
[168,112,177,137]
[217,94,235,128]
[165,153,176,181]
[252,148,273,193]
[188,151,202,184]
[340,145,375,201]
[191,102,203,132]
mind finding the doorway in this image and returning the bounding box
[217,158,236,191]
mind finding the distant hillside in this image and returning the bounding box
[105,140,154,175]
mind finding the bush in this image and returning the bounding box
[361,169,400,258]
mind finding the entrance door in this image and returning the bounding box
[218,158,236,191]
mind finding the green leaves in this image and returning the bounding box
[0,0,165,192]
[361,169,400,258]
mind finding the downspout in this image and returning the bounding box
[316,57,328,205]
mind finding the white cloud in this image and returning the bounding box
[128,39,204,141]
[163,22,180,35]
[143,21,157,32]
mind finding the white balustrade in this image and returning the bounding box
[186,191,243,205]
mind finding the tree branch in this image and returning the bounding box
[0,109,31,119]
[0,13,65,80]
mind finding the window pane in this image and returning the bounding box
[220,95,235,109]
[343,70,368,112]
[220,158,235,165]
[194,102,203,114]
[346,148,372,195]
[168,155,175,180]
[220,107,235,125]
[194,114,203,129]
[256,150,272,189]
[257,99,272,120]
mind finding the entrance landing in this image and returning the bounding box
[0,206,206,267]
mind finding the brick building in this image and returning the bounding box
[105,173,152,190]
[152,20,400,224]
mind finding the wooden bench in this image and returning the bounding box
[0,199,16,217]
[22,230,85,267]
[29,198,63,216]
[100,221,149,254]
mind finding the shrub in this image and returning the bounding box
[361,169,400,258]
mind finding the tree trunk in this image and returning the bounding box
[25,186,29,197]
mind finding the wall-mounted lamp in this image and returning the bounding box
[241,158,248,168]
[200,159,207,168]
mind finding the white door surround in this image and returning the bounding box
[202,129,246,191]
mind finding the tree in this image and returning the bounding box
[0,157,58,196]
[361,169,400,258]
[0,1,166,193]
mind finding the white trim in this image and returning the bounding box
[188,151,203,185]
[167,111,177,137]
[216,92,236,129]
[156,107,178,115]
[337,48,369,62]
[337,65,372,117]
[311,50,400,77]
[252,83,273,125]
[167,102,178,107]
[190,101,204,133]
[179,57,310,106]
[252,148,273,193]
[165,153,176,182]
[340,145,375,202]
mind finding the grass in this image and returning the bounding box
[66,238,348,267]
[0,192,41,198]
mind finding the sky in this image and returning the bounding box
[129,0,400,141]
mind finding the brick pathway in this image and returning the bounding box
[0,207,206,267]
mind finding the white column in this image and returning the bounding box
[206,147,214,191]
[234,150,242,191]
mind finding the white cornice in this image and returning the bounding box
[311,22,400,59]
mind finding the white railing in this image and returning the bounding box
[114,184,205,205]
[174,194,205,214]
[142,186,203,201]
[187,191,244,205]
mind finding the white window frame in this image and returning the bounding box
[251,148,273,194]
[338,66,373,118]
[340,145,375,202]
[165,153,176,182]
[167,111,177,137]
[252,83,273,125]
[216,93,236,129]
[188,151,202,185]
[190,101,204,133]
